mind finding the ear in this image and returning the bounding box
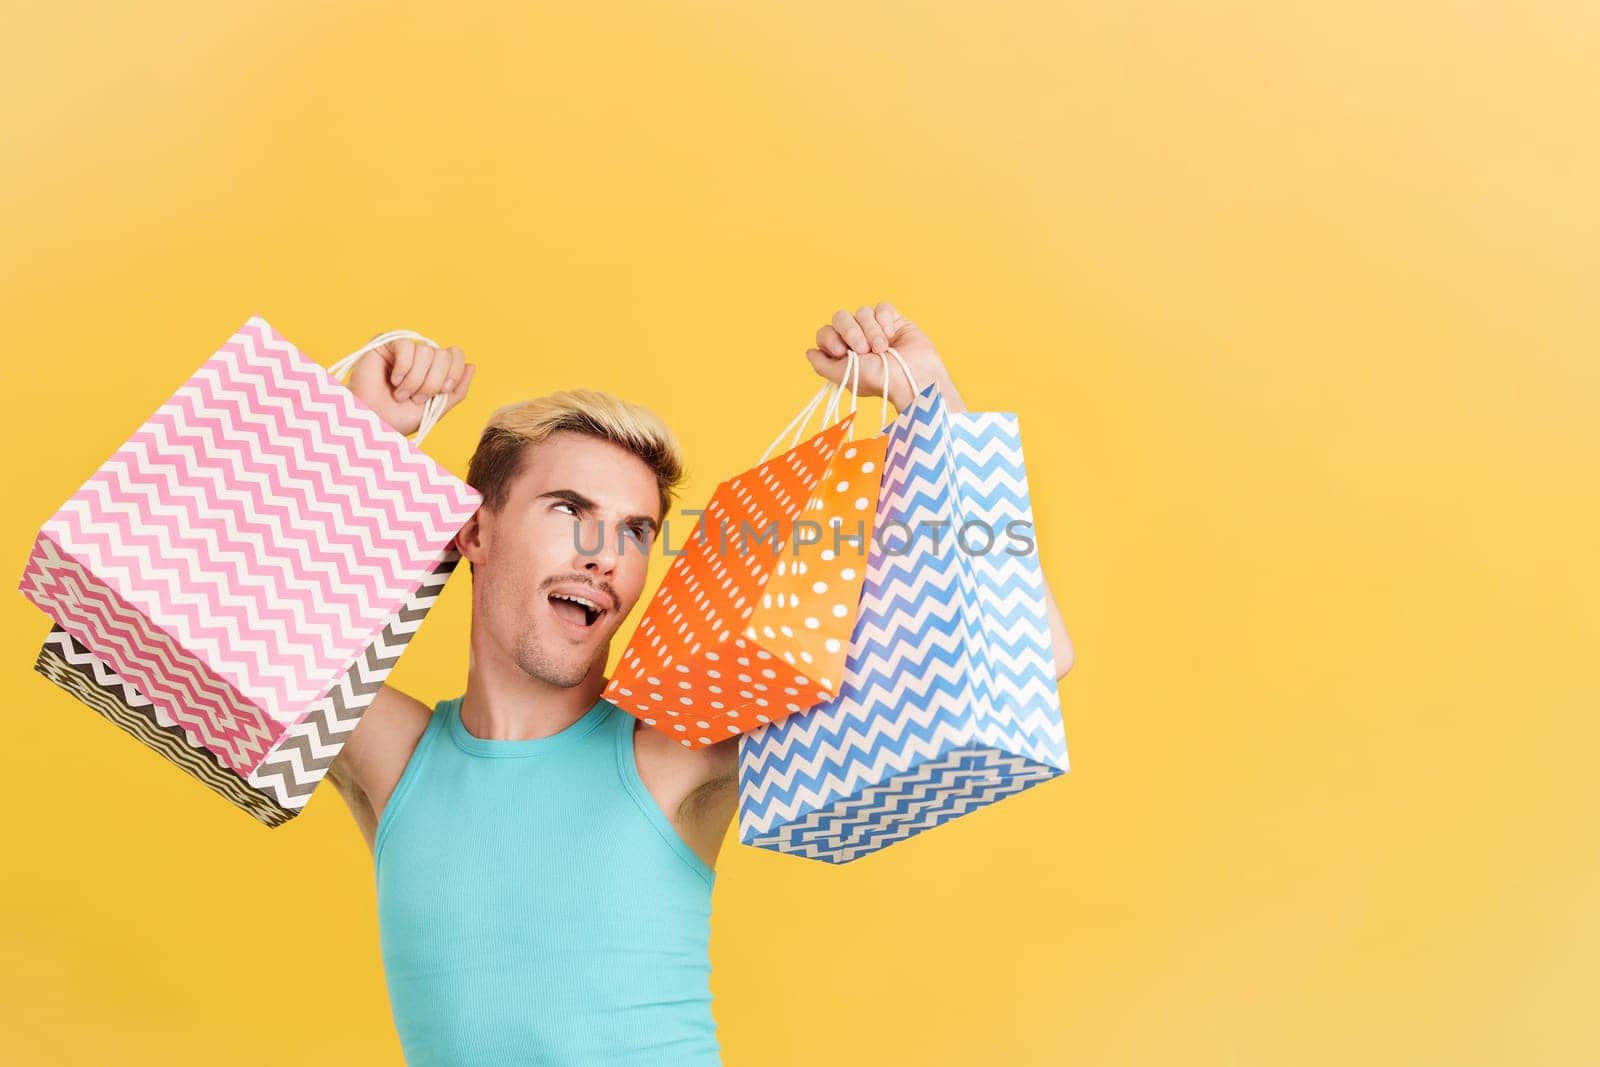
[454,506,488,566]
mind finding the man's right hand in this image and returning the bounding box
[346,337,476,436]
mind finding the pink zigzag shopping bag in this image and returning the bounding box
[19,317,482,779]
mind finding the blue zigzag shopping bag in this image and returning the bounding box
[736,361,1069,863]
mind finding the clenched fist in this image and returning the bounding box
[346,337,476,437]
[804,302,962,413]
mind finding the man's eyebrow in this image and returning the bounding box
[536,488,598,512]
[537,489,658,533]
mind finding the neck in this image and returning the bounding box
[459,626,611,742]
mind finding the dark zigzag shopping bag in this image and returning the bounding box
[33,548,462,826]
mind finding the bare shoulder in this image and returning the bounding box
[633,719,737,791]
[631,720,739,869]
[325,685,435,851]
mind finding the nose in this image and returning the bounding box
[574,515,619,577]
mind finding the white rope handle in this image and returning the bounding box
[882,346,920,410]
[821,346,863,427]
[847,351,905,434]
[872,353,891,432]
[758,344,925,462]
[759,381,832,463]
[760,349,863,462]
[327,329,451,447]
[840,351,900,434]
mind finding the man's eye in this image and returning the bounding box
[625,524,652,545]
[554,502,577,516]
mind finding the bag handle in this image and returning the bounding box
[844,347,918,431]
[326,329,450,447]
[881,346,919,408]
[819,346,866,428]
[759,349,863,462]
[758,345,922,463]
[816,346,919,444]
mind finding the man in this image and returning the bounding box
[327,302,1075,1065]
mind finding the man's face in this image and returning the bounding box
[460,430,661,688]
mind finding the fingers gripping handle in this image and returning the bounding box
[327,329,450,447]
[759,345,921,463]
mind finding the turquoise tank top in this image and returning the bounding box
[374,695,721,1066]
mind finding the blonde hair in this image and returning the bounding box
[465,388,685,525]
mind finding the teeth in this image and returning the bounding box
[551,593,601,613]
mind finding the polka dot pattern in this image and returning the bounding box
[744,429,887,709]
[604,417,857,749]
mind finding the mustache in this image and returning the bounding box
[541,575,617,601]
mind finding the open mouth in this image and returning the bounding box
[548,592,604,629]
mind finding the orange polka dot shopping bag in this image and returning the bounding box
[605,352,901,748]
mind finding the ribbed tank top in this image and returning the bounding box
[374,694,721,1066]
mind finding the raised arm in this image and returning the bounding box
[325,685,434,852]
[806,303,1076,682]
[324,332,478,850]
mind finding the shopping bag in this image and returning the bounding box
[742,352,894,706]
[32,548,462,826]
[737,358,1069,863]
[18,317,482,779]
[604,353,884,747]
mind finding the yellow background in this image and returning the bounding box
[2,2,1595,1064]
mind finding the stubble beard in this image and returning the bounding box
[514,616,597,688]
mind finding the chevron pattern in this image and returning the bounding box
[17,317,481,777]
[30,550,461,825]
[35,630,293,827]
[737,382,1068,863]
[246,547,459,808]
[741,748,1059,864]
[948,412,1068,768]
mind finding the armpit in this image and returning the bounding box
[325,765,379,853]
[676,772,735,826]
